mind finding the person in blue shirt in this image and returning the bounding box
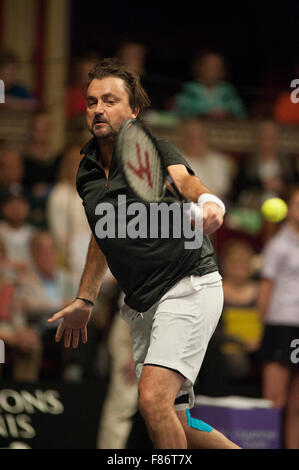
[175,51,246,119]
[0,50,37,111]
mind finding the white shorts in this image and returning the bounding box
[120,271,223,410]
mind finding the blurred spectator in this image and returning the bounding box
[66,52,102,119]
[47,143,91,279]
[117,41,147,75]
[0,50,37,111]
[20,230,77,378]
[22,111,62,227]
[274,63,299,125]
[181,119,236,200]
[175,51,246,119]
[116,41,153,108]
[220,239,263,379]
[0,147,24,190]
[232,120,298,208]
[0,185,35,269]
[0,238,41,382]
[116,40,176,110]
[258,185,299,449]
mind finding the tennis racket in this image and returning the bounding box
[115,119,202,220]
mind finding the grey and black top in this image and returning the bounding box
[76,134,218,312]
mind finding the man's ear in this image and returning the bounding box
[132,107,140,119]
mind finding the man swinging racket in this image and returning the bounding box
[48,58,240,449]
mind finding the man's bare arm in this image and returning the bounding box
[48,234,108,348]
[167,164,213,202]
[77,234,108,303]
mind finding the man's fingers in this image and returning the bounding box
[55,322,65,342]
[203,211,223,235]
[64,329,72,348]
[56,325,87,348]
[81,327,87,344]
[48,311,64,323]
[72,329,80,349]
[203,222,221,235]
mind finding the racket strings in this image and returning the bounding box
[122,126,164,201]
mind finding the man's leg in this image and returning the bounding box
[138,365,187,449]
[176,410,241,449]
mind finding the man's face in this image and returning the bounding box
[86,76,138,141]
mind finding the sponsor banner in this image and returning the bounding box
[0,380,107,449]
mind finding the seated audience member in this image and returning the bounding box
[116,40,173,110]
[273,63,299,125]
[0,238,41,382]
[181,119,236,200]
[117,41,146,75]
[258,185,299,449]
[117,41,153,107]
[22,111,62,227]
[47,144,91,280]
[66,52,102,119]
[0,185,35,269]
[232,120,298,208]
[220,239,263,379]
[0,50,37,111]
[20,230,77,378]
[0,146,24,191]
[175,51,246,119]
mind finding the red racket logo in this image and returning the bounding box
[127,143,153,188]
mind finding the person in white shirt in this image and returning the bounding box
[181,119,236,201]
[258,185,299,449]
[0,186,35,269]
[47,144,91,281]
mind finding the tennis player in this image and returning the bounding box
[49,58,240,449]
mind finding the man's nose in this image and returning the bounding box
[94,101,104,114]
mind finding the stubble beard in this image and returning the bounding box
[88,122,117,145]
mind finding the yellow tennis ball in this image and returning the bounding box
[261,198,288,223]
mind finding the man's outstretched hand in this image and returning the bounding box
[48,299,93,348]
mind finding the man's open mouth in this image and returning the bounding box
[94,118,108,126]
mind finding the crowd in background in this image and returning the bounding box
[0,41,299,447]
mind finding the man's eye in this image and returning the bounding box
[88,101,96,107]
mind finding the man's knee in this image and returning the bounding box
[139,387,162,414]
[138,386,173,425]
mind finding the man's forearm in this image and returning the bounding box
[167,164,212,202]
[77,234,108,303]
[181,174,212,202]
